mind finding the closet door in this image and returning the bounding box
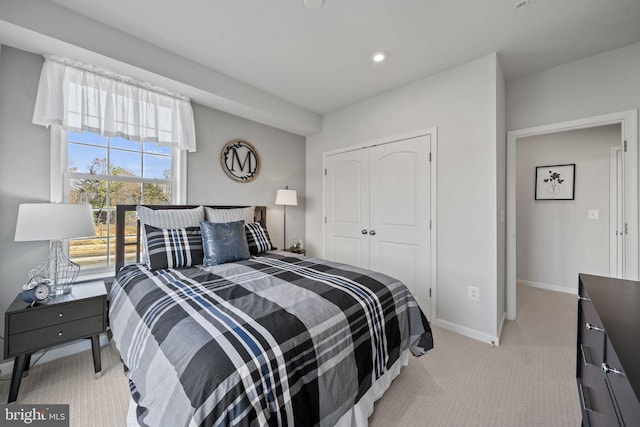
[324,148,370,268]
[369,135,431,313]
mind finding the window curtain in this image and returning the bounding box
[32,55,196,152]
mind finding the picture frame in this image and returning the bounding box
[535,164,575,200]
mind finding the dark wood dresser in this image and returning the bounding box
[577,274,640,426]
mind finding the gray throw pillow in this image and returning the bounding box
[199,220,250,266]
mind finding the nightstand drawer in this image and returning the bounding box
[7,315,104,357]
[7,298,104,334]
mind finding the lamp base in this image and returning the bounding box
[29,240,79,296]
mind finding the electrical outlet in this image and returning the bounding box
[468,286,480,301]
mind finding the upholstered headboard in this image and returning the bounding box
[115,204,266,272]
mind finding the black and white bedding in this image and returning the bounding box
[109,251,433,427]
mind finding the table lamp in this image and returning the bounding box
[275,186,297,250]
[15,203,96,295]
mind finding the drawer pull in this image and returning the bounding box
[578,296,591,302]
[601,363,625,376]
[579,383,595,413]
[581,345,595,367]
[58,332,63,336]
[59,313,63,317]
[586,322,605,332]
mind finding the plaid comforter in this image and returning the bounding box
[109,252,433,427]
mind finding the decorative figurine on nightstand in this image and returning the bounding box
[289,238,305,254]
[21,275,51,305]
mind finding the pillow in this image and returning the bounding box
[205,206,254,224]
[199,220,250,266]
[245,222,274,254]
[144,225,204,269]
[137,206,205,262]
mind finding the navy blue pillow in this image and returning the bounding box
[199,220,250,266]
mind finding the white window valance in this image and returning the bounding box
[33,55,196,152]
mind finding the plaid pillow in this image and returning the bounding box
[245,222,274,255]
[144,225,204,269]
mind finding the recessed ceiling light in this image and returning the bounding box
[304,0,325,10]
[371,51,387,63]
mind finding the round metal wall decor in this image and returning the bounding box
[220,139,260,183]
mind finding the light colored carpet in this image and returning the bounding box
[0,284,581,426]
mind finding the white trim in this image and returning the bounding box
[0,334,110,379]
[506,109,638,320]
[48,128,187,278]
[610,146,624,277]
[174,148,187,204]
[496,312,506,345]
[321,128,438,321]
[430,128,438,323]
[518,279,577,295]
[435,319,501,346]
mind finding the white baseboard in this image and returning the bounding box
[0,334,110,378]
[518,279,577,295]
[434,318,501,347]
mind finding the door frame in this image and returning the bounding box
[610,146,624,277]
[506,110,638,320]
[322,127,438,321]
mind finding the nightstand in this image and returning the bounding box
[3,280,107,403]
[285,248,306,256]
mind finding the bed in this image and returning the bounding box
[109,204,433,427]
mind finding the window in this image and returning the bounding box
[35,56,195,277]
[52,129,185,276]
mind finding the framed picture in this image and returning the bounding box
[535,164,575,200]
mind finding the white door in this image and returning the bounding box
[324,148,370,268]
[369,136,431,313]
[324,135,431,317]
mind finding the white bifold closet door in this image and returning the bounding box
[324,135,431,316]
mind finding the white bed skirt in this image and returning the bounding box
[127,350,409,427]
[334,350,409,427]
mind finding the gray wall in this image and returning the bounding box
[0,45,306,346]
[0,46,51,334]
[516,125,621,291]
[189,104,306,249]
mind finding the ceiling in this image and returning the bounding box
[24,0,640,115]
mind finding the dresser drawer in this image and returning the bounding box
[578,367,620,426]
[7,315,104,357]
[579,301,606,366]
[7,297,104,334]
[604,339,640,425]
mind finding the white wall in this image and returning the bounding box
[507,42,640,131]
[0,46,306,352]
[516,125,620,292]
[306,53,502,342]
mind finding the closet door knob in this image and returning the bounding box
[369,230,376,236]
[361,229,368,235]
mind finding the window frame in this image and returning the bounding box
[50,126,187,279]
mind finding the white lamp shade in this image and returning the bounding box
[15,203,96,241]
[275,189,297,206]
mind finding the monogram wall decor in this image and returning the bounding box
[220,139,261,183]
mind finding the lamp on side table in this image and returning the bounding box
[14,203,96,295]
